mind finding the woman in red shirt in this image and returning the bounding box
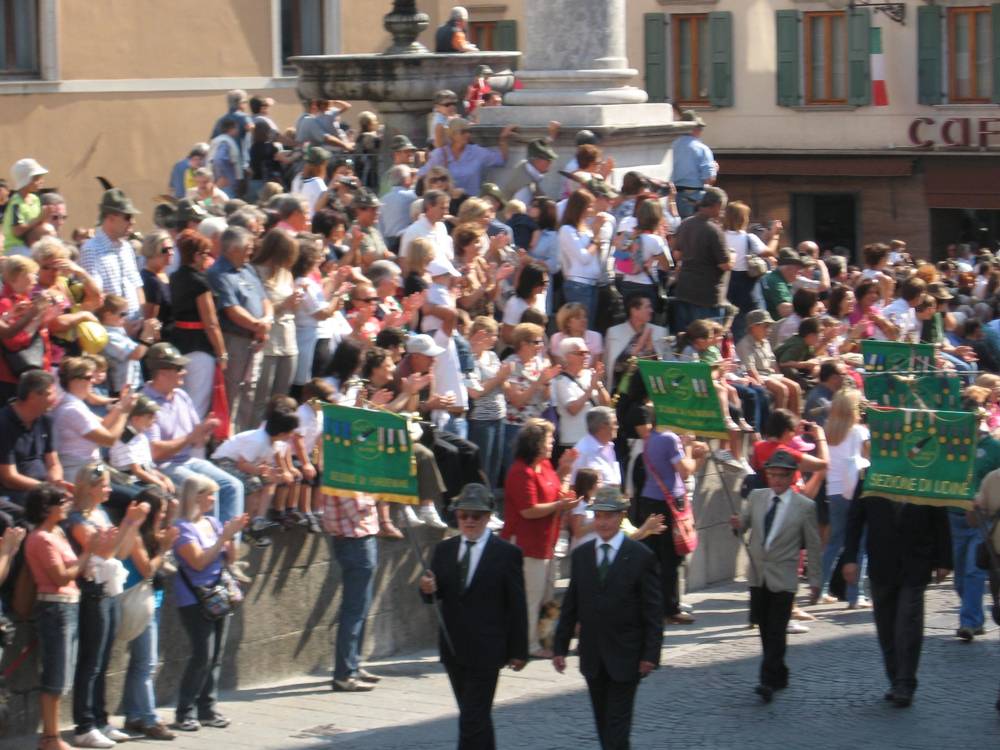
[501,418,578,658]
[751,409,828,497]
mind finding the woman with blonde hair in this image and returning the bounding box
[138,230,174,326]
[172,475,247,732]
[403,236,436,297]
[724,200,778,341]
[818,389,870,608]
[250,229,302,426]
[32,236,102,364]
[550,302,603,365]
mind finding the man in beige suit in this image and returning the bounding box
[730,450,821,703]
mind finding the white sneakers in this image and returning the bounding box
[786,621,810,634]
[72,728,115,748]
[417,504,448,529]
[400,504,423,527]
[99,726,130,742]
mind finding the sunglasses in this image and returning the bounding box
[52,215,67,221]
[160,245,175,254]
[568,350,590,357]
[356,296,379,303]
[455,511,488,521]
[531,339,545,345]
[88,463,109,480]
[429,177,448,184]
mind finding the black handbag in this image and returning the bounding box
[0,333,44,376]
[178,563,243,622]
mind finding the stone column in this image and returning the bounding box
[504,0,647,106]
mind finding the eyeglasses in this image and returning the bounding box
[160,245,174,254]
[356,296,379,303]
[51,215,67,221]
[88,463,108,479]
[118,213,133,222]
[568,350,590,357]
[455,511,487,521]
[429,177,448,184]
[75,373,96,381]
[531,339,545,345]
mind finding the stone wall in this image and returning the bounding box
[0,525,446,739]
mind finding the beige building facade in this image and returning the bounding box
[3,0,998,256]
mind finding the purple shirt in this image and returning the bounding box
[173,517,223,607]
[640,431,686,501]
[418,144,505,196]
[142,384,199,466]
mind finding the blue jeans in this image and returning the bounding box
[673,301,729,338]
[330,535,378,681]
[821,494,867,604]
[562,280,598,329]
[122,606,161,727]
[950,513,987,629]
[164,458,245,526]
[36,600,78,695]
[734,382,770,433]
[675,189,704,219]
[442,414,469,440]
[176,604,229,722]
[468,419,504,490]
[73,585,118,734]
[501,421,523,483]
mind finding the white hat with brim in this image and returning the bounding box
[406,334,446,357]
[428,258,461,278]
[11,158,48,191]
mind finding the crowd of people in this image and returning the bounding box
[0,70,998,749]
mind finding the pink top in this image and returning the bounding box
[25,528,79,597]
[847,305,882,340]
[550,330,604,362]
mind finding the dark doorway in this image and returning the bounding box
[930,208,1000,259]
[792,193,858,262]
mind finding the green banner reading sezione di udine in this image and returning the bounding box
[863,407,976,508]
[638,360,730,439]
[321,403,419,504]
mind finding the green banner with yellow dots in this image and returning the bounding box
[863,407,976,508]
[321,403,419,504]
[638,360,730,439]
[860,340,935,373]
[863,373,963,411]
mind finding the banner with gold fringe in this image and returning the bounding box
[863,407,976,508]
[321,403,418,504]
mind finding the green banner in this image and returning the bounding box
[321,403,418,504]
[863,373,963,411]
[863,407,976,508]
[638,360,729,439]
[860,340,935,373]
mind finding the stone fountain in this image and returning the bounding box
[290,0,519,147]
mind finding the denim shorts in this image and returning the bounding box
[214,458,266,495]
[36,600,79,695]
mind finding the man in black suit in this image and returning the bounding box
[842,495,952,708]
[553,488,663,750]
[419,484,528,750]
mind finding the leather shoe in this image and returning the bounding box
[754,684,774,703]
[666,612,695,625]
[356,668,382,683]
[883,690,895,702]
[892,691,913,708]
[333,677,376,692]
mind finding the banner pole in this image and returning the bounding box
[402,511,456,657]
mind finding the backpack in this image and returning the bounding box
[613,232,644,276]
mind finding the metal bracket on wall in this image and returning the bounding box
[849,1,906,25]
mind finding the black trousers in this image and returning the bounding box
[870,580,926,694]
[432,432,482,506]
[749,586,794,689]
[444,662,500,750]
[635,497,682,616]
[585,661,639,750]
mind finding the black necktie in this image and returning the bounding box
[764,496,781,542]
[598,543,612,584]
[459,540,475,591]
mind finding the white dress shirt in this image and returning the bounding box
[594,530,626,566]
[764,488,793,550]
[571,433,622,486]
[457,529,491,587]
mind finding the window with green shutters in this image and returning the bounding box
[920,4,1000,105]
[775,8,870,107]
[468,20,518,52]
[643,11,732,107]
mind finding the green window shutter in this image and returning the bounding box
[992,4,1000,103]
[847,8,871,105]
[708,11,733,107]
[776,10,802,107]
[644,13,668,104]
[917,5,943,105]
[494,20,517,51]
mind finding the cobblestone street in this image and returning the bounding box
[17,580,994,750]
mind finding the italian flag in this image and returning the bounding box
[871,27,889,106]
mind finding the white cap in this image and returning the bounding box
[558,336,588,357]
[406,333,446,357]
[427,258,461,278]
[11,158,48,191]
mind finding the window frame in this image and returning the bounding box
[281,0,325,72]
[469,21,496,51]
[803,10,848,105]
[671,12,710,107]
[946,5,992,104]
[0,0,40,79]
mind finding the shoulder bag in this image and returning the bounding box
[1,332,45,376]
[642,440,698,556]
[117,580,155,642]
[744,235,769,279]
[178,562,243,622]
